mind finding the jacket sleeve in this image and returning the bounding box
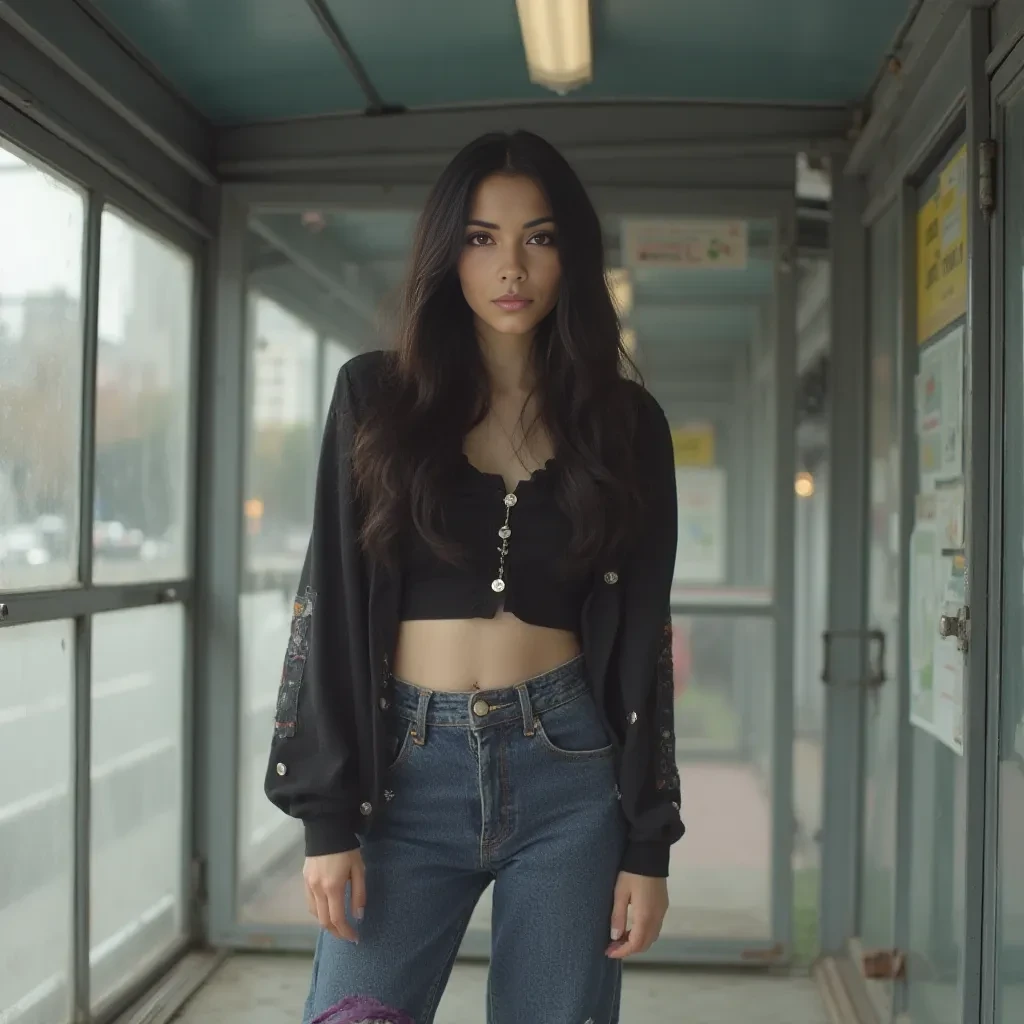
[617,388,686,878]
[264,360,371,858]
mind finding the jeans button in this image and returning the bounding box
[473,699,490,717]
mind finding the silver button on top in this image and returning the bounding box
[359,801,372,816]
[503,492,518,507]
[275,762,287,776]
[604,571,619,585]
[627,711,638,725]
[473,699,490,717]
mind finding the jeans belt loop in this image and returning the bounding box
[516,683,535,737]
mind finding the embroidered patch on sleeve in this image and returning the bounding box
[655,611,682,794]
[275,586,316,739]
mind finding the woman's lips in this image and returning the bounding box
[492,297,533,311]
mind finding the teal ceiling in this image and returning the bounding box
[86,0,906,124]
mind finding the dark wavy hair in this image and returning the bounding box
[352,130,644,572]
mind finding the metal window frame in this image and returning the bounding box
[818,163,868,957]
[201,176,801,968]
[0,109,208,1023]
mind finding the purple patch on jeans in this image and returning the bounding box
[310,995,415,1024]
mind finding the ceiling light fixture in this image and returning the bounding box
[515,0,593,95]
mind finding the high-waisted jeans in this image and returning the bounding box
[301,654,628,1024]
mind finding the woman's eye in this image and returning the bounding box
[466,232,492,246]
[528,232,556,246]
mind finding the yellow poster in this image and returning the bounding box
[917,145,968,344]
[671,424,715,466]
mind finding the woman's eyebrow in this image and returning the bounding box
[466,216,556,230]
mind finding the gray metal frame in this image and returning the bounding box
[818,163,868,957]
[0,105,208,1024]
[200,178,801,967]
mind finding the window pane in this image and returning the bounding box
[90,605,185,1008]
[665,614,774,939]
[0,143,84,591]
[0,620,74,1024]
[236,211,409,922]
[239,292,317,920]
[627,217,778,602]
[92,209,193,585]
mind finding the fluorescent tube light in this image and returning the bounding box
[516,0,592,95]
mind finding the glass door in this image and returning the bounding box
[225,190,798,967]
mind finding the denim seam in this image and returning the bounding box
[420,904,477,1024]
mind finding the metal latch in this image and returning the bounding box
[938,606,969,653]
[821,629,886,688]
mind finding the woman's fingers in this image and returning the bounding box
[325,879,358,943]
[303,852,365,943]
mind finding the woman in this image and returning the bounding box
[266,130,684,1024]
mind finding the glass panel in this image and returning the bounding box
[791,253,830,966]
[238,211,412,922]
[238,289,318,923]
[622,218,777,604]
[997,89,1024,1024]
[663,614,774,939]
[906,141,969,1024]
[859,205,901,994]
[0,143,84,591]
[89,604,186,1007]
[92,208,193,585]
[0,620,75,1024]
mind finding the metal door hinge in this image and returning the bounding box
[979,140,996,220]
[939,605,970,653]
[821,629,886,688]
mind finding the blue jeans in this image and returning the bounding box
[302,654,628,1024]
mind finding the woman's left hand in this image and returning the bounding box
[605,871,669,959]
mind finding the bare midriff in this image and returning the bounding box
[392,611,581,692]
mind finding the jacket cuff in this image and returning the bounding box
[303,816,360,857]
[620,840,671,878]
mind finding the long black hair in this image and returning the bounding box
[352,130,644,571]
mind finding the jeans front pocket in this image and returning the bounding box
[385,714,414,772]
[534,692,615,761]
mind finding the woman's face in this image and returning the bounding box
[457,173,561,343]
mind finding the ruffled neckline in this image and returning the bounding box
[460,451,559,493]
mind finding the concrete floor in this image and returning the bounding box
[173,954,829,1024]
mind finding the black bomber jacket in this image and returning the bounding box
[264,350,686,877]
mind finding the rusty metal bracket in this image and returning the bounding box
[862,947,906,980]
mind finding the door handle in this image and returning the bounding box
[821,629,886,688]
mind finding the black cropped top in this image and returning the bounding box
[399,453,589,633]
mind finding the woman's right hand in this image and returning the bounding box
[303,850,366,942]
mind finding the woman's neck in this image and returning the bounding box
[476,328,535,398]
